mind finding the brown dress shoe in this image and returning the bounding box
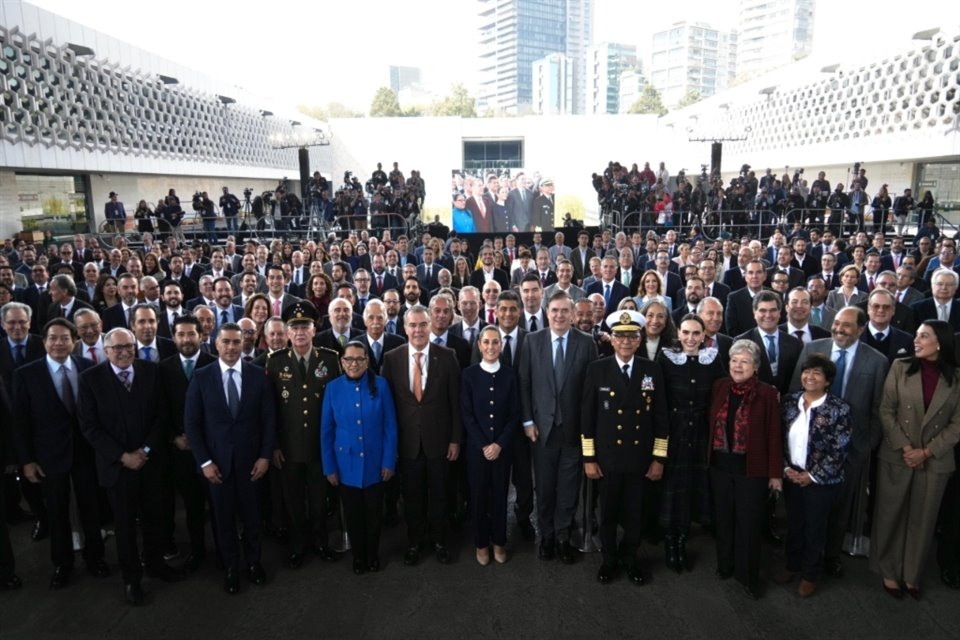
[774,568,796,585]
[798,579,816,598]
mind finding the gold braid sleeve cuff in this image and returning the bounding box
[581,435,596,457]
[652,437,669,459]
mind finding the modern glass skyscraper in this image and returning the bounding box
[736,0,815,81]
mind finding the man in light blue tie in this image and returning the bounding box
[132,304,173,363]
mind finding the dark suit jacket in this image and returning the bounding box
[722,268,746,291]
[470,328,526,368]
[183,360,277,475]
[101,304,134,332]
[77,360,162,488]
[778,322,831,342]
[22,286,52,333]
[469,268,510,291]
[12,356,92,473]
[136,337,177,362]
[356,332,405,375]
[369,271,400,297]
[0,335,46,400]
[911,298,960,332]
[724,288,764,338]
[158,352,218,442]
[569,248,596,284]
[162,276,198,301]
[416,263,441,292]
[435,332,471,370]
[381,343,463,460]
[767,266,805,290]
[517,329,598,448]
[855,299,915,334]
[313,328,363,355]
[736,328,803,394]
[861,326,915,363]
[586,280,630,316]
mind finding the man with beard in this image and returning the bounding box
[672,276,705,326]
[157,281,185,340]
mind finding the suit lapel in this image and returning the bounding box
[922,374,953,427]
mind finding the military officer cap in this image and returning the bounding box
[282,300,319,325]
[605,309,645,334]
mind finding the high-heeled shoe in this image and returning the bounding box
[476,547,491,566]
[905,585,921,601]
[493,545,507,564]
[882,580,903,600]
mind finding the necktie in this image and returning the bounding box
[502,334,512,366]
[298,356,307,379]
[183,359,194,380]
[868,276,875,291]
[765,334,777,363]
[227,369,240,418]
[623,271,631,288]
[541,273,547,287]
[377,275,383,292]
[387,320,396,334]
[939,304,949,322]
[554,336,565,423]
[812,307,822,326]
[126,306,135,327]
[487,308,495,324]
[604,284,611,306]
[434,337,444,347]
[59,364,75,414]
[220,309,229,326]
[60,306,67,318]
[273,298,281,316]
[413,352,423,402]
[530,316,538,332]
[118,369,131,390]
[622,363,630,384]
[88,346,98,363]
[706,337,715,348]
[372,341,382,364]
[795,330,804,342]
[338,334,347,347]
[13,344,24,367]
[141,346,152,361]
[875,332,885,343]
[832,349,847,396]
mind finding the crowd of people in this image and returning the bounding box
[0,190,958,608]
[451,170,559,234]
[593,161,937,240]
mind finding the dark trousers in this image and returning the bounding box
[0,472,13,579]
[3,472,46,523]
[784,481,839,582]
[280,461,328,552]
[825,457,867,562]
[108,463,164,584]
[468,450,511,548]
[598,471,644,565]
[169,448,214,557]
[340,483,384,564]
[710,466,767,588]
[384,474,401,518]
[258,466,286,531]
[531,437,582,544]
[209,461,263,569]
[41,446,104,568]
[401,452,449,547]
[511,430,534,523]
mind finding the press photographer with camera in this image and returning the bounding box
[194,191,217,245]
[219,187,241,234]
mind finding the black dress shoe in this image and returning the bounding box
[124,582,145,605]
[0,574,22,590]
[353,559,366,575]
[403,546,419,566]
[182,554,204,573]
[313,545,339,562]
[518,519,536,542]
[597,562,617,584]
[286,552,304,570]
[31,520,49,542]
[538,540,556,561]
[87,559,110,578]
[435,544,452,564]
[367,558,380,573]
[558,541,579,565]
[823,558,844,577]
[626,564,645,586]
[224,567,240,594]
[247,562,266,585]
[50,565,72,589]
[145,563,184,582]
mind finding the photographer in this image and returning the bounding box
[891,187,914,236]
[161,194,186,245]
[194,191,218,245]
[219,187,241,234]
[134,199,154,234]
[370,163,387,189]
[272,188,291,231]
[826,183,850,236]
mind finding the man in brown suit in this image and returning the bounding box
[381,304,462,566]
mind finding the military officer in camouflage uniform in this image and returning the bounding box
[266,301,342,569]
[580,310,669,587]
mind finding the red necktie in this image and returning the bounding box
[377,275,383,292]
[487,308,495,324]
[273,299,281,316]
[88,347,98,363]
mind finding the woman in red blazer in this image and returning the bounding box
[708,339,783,599]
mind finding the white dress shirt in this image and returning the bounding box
[787,393,826,482]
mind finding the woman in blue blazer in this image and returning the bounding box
[777,353,852,597]
[461,326,521,565]
[321,342,398,575]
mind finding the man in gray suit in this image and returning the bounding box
[517,290,598,564]
[789,306,888,576]
[544,260,586,306]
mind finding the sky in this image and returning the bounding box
[27,0,959,114]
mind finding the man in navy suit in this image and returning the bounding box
[357,300,405,375]
[416,247,441,292]
[586,256,629,316]
[13,319,107,589]
[104,191,126,233]
[860,289,915,363]
[911,269,960,332]
[184,323,276,594]
[210,278,244,341]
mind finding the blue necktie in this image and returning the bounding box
[372,341,382,364]
[604,284,611,306]
[831,349,847,396]
[13,343,25,366]
[227,369,240,419]
[434,337,443,347]
[183,359,195,380]
[141,346,152,361]
[387,320,396,335]
[765,334,777,363]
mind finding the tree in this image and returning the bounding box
[369,87,402,117]
[676,89,702,109]
[628,86,667,116]
[430,83,477,117]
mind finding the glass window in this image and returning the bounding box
[14,174,90,236]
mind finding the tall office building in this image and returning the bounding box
[617,68,647,114]
[650,22,738,107]
[533,53,575,115]
[477,0,593,115]
[736,0,815,81]
[389,66,421,94]
[587,42,637,115]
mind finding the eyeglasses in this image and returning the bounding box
[107,344,135,352]
[342,356,367,364]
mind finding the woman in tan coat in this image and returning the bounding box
[872,320,960,600]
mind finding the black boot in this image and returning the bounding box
[664,533,680,573]
[677,532,690,572]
